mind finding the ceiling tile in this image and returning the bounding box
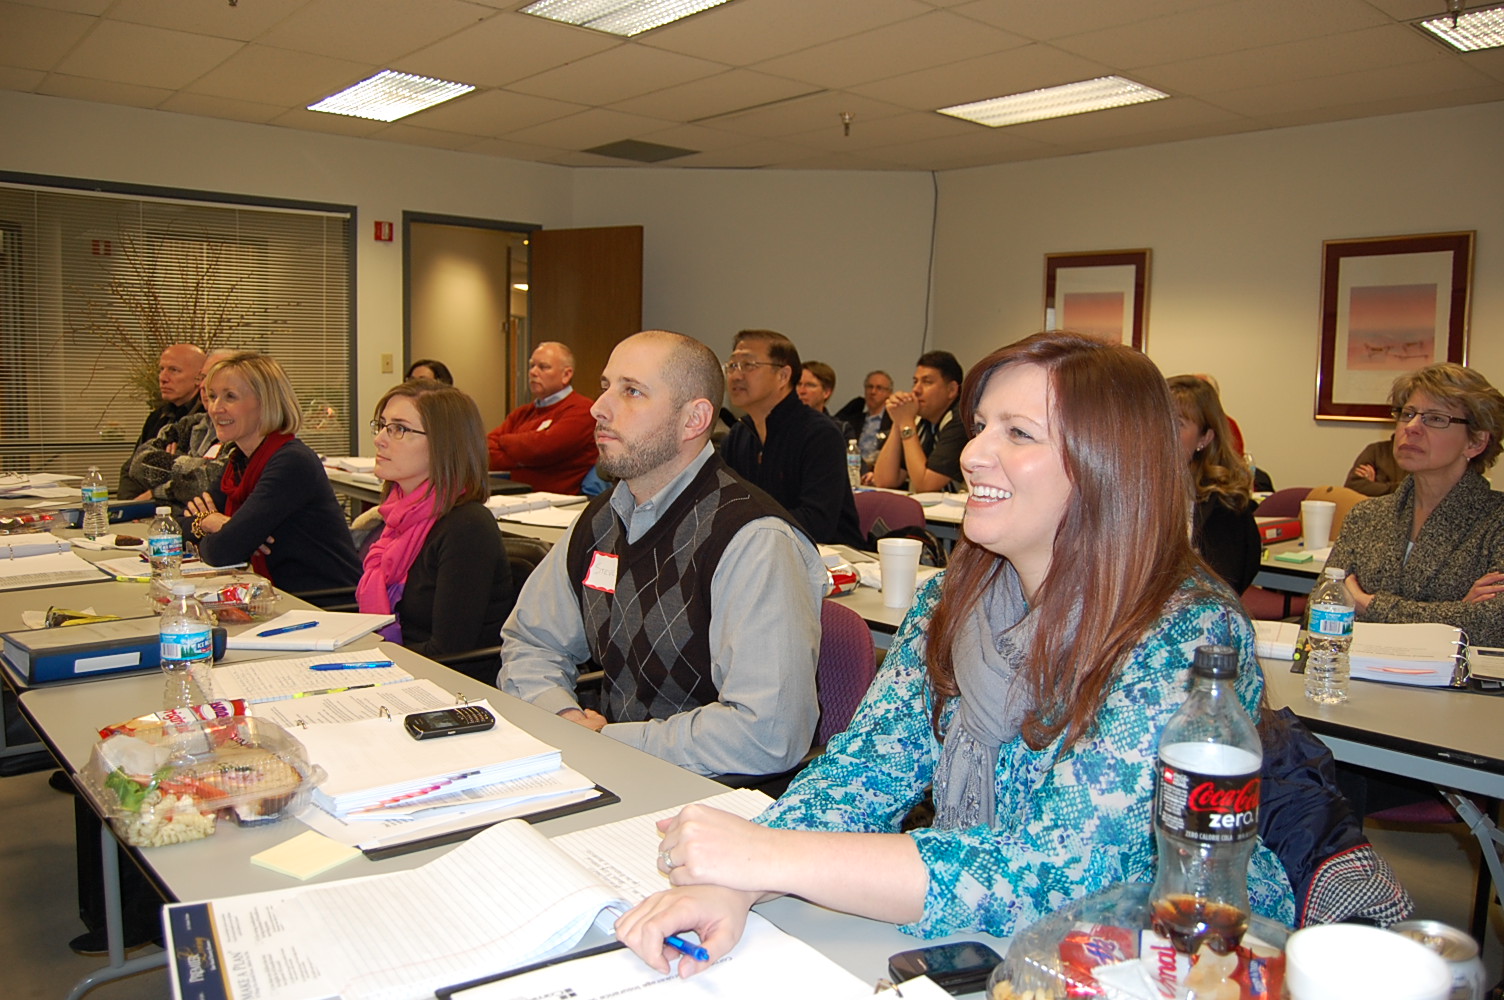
[638,0,931,65]
[1462,47,1504,84]
[14,0,111,12]
[1055,0,1389,69]
[403,88,585,136]
[609,68,816,120]
[36,72,171,108]
[371,121,483,150]
[865,127,1062,169]
[949,0,1232,42]
[393,12,619,89]
[784,109,981,151]
[1002,94,1239,144]
[753,10,1032,89]
[0,66,45,89]
[1209,57,1498,117]
[507,43,726,105]
[268,105,387,136]
[667,135,827,168]
[708,91,910,137]
[777,149,912,169]
[157,91,292,124]
[105,0,308,41]
[257,0,491,64]
[0,2,96,72]
[1254,86,1504,130]
[504,107,677,149]
[54,20,241,89]
[186,44,375,107]
[849,42,1109,111]
[631,122,763,152]
[1139,24,1444,95]
[465,135,572,162]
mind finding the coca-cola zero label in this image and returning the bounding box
[1155,759,1260,844]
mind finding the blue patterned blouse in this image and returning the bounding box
[760,573,1297,938]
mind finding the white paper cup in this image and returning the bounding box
[1301,499,1337,550]
[877,537,923,610]
[1285,924,1451,1000]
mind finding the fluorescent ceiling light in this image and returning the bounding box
[520,0,731,37]
[938,76,1169,128]
[308,70,474,123]
[1416,4,1504,51]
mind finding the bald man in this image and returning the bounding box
[123,348,237,508]
[500,331,823,778]
[117,343,207,498]
[487,341,598,494]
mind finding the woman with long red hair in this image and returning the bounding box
[616,332,1295,974]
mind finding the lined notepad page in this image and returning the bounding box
[211,651,412,703]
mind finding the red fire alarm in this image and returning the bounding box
[374,221,394,242]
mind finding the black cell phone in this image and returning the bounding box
[888,941,1003,996]
[404,705,496,740]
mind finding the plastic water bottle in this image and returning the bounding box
[148,506,183,581]
[160,582,214,711]
[846,439,861,487]
[1150,644,1262,957]
[81,466,108,540]
[1304,567,1354,705]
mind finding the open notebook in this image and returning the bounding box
[1254,619,1465,687]
[225,611,395,651]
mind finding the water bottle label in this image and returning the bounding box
[149,536,183,560]
[82,485,108,503]
[161,626,212,663]
[1308,602,1354,637]
[1155,759,1260,845]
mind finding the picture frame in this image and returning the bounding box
[1043,249,1151,350]
[1316,231,1473,421]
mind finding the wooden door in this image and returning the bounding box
[530,226,643,393]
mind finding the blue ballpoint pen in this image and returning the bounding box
[309,661,395,671]
[256,620,320,637]
[664,935,710,963]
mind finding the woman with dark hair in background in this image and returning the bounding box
[183,352,359,593]
[359,380,513,666]
[1168,374,1261,594]
[405,358,454,385]
[615,332,1292,974]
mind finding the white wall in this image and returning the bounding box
[931,101,1504,490]
[0,90,574,427]
[572,167,936,408]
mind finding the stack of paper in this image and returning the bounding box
[211,651,413,704]
[1254,619,1464,687]
[0,533,71,558]
[294,701,562,818]
[224,610,395,651]
[324,456,377,473]
[484,492,585,517]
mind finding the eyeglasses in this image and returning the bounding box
[369,417,428,440]
[723,360,782,375]
[1391,406,1470,430]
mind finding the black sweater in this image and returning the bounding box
[188,439,360,594]
[394,502,514,659]
[721,391,863,548]
[1193,494,1261,595]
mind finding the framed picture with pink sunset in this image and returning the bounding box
[1316,231,1474,421]
[1043,249,1150,351]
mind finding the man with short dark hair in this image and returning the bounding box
[870,350,965,491]
[487,341,597,494]
[720,329,862,547]
[834,369,893,470]
[116,343,207,498]
[499,330,825,778]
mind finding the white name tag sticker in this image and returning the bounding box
[583,551,618,593]
[538,419,554,431]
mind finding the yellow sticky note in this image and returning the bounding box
[251,831,362,880]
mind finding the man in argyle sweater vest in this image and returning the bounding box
[500,331,827,777]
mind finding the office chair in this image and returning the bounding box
[853,491,925,542]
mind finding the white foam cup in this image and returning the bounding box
[877,537,923,610]
[1285,924,1450,1000]
[1301,499,1337,550]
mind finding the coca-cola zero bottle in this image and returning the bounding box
[1150,644,1262,956]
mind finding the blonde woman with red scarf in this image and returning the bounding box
[356,380,513,672]
[183,352,359,594]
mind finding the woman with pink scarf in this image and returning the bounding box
[357,380,513,674]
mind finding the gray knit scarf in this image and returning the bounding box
[932,564,1038,830]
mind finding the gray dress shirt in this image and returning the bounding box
[499,443,826,776]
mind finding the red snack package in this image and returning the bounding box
[1059,923,1138,996]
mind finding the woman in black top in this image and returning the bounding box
[1168,374,1261,594]
[357,380,513,672]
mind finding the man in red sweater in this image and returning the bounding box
[487,341,598,494]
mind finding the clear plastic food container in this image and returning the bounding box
[987,882,1289,1000]
[147,572,279,622]
[80,715,323,848]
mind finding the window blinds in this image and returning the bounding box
[0,180,354,486]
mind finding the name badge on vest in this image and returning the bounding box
[583,551,618,593]
[538,418,554,431]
